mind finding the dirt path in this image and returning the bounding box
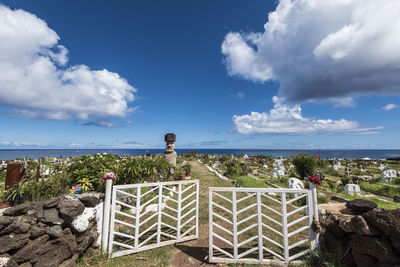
[170,161,233,267]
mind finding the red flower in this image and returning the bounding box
[307,175,321,185]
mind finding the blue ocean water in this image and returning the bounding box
[0,149,400,160]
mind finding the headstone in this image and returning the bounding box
[164,133,177,166]
[252,169,258,175]
[381,169,398,183]
[315,171,325,181]
[344,184,361,195]
[5,163,21,187]
[287,178,304,197]
[379,164,387,171]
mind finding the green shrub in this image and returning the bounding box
[341,177,350,185]
[292,153,316,179]
[226,163,243,178]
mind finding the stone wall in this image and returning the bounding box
[0,192,104,267]
[318,199,400,267]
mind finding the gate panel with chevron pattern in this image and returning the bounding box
[108,180,199,258]
[209,187,318,265]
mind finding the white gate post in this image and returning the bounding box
[102,173,115,253]
[310,183,320,249]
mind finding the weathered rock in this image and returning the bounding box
[36,208,63,225]
[0,217,13,227]
[33,238,74,267]
[0,218,30,235]
[350,235,400,264]
[338,215,381,235]
[391,236,400,253]
[2,203,31,216]
[364,208,400,239]
[0,233,30,254]
[75,228,97,254]
[59,254,78,267]
[43,197,61,209]
[29,226,46,239]
[46,225,63,238]
[18,262,32,267]
[63,228,77,252]
[0,217,13,231]
[12,235,49,264]
[346,199,377,214]
[352,250,377,267]
[319,211,346,237]
[0,254,18,267]
[76,192,104,207]
[58,197,85,218]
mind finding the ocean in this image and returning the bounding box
[0,149,400,160]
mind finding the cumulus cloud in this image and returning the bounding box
[0,5,137,123]
[382,103,398,111]
[233,96,382,134]
[222,0,400,102]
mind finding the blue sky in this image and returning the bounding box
[0,0,399,149]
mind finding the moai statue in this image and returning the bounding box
[164,133,177,166]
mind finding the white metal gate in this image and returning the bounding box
[209,187,318,265]
[108,180,199,258]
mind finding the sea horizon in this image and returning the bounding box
[1,148,400,160]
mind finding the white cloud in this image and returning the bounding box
[382,103,398,111]
[0,5,137,123]
[231,92,246,99]
[222,0,400,102]
[233,97,382,135]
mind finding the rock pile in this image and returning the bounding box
[319,199,400,267]
[0,192,103,267]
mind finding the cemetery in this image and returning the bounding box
[1,140,400,266]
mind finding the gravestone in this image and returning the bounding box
[344,184,361,195]
[381,169,398,183]
[315,171,325,181]
[5,163,21,187]
[164,133,177,166]
[287,178,304,198]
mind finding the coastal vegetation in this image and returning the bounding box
[0,154,188,204]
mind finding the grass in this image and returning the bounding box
[79,246,173,267]
[359,181,400,197]
[234,175,268,188]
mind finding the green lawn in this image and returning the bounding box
[234,175,268,188]
[359,181,400,197]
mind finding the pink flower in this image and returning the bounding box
[103,172,116,180]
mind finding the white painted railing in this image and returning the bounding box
[107,180,199,258]
[209,186,318,265]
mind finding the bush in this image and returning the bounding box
[226,163,243,178]
[341,177,350,185]
[292,153,316,179]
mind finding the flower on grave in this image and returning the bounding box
[103,172,116,181]
[306,175,321,185]
[69,185,82,194]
